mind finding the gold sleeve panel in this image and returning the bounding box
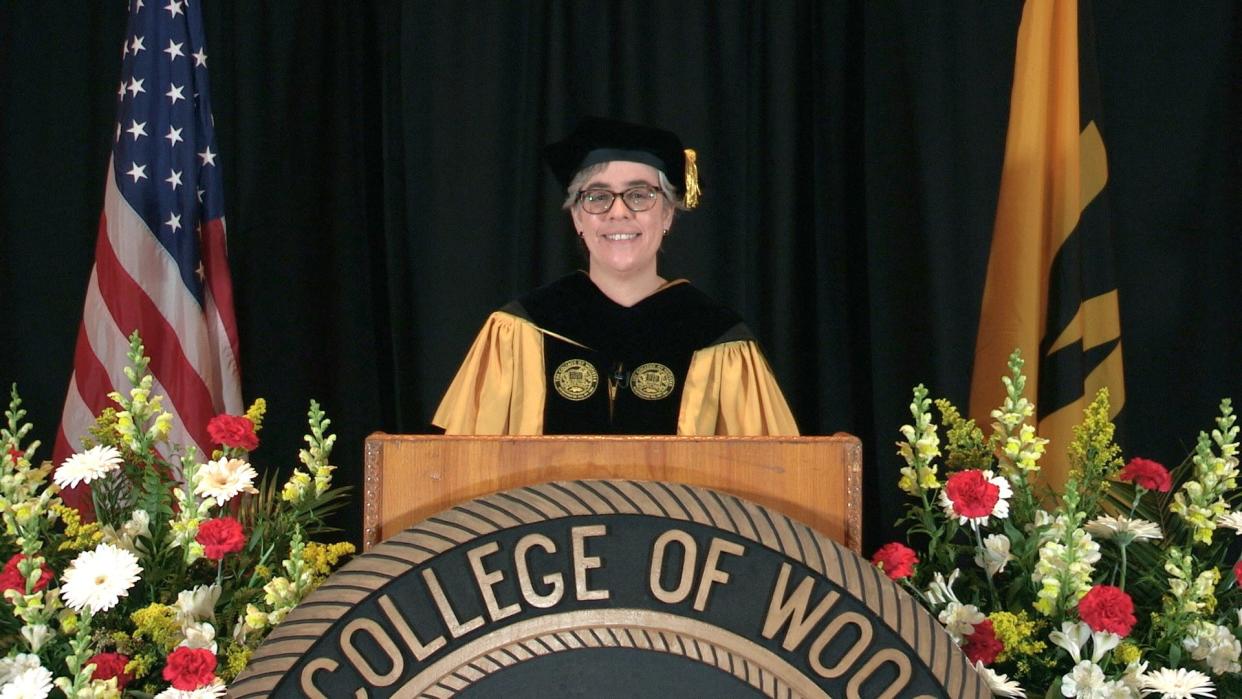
[678,340,800,436]
[432,311,546,435]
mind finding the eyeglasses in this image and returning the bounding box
[576,185,664,214]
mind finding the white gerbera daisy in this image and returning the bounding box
[1214,511,1242,533]
[0,655,43,685]
[0,664,53,699]
[1084,514,1162,544]
[60,543,142,613]
[1138,667,1216,698]
[54,445,123,489]
[153,680,227,699]
[194,457,258,504]
[973,661,1027,697]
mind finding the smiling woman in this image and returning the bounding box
[432,117,798,436]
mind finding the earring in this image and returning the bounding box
[577,231,584,238]
[663,228,669,236]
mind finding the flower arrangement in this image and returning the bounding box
[874,350,1240,698]
[0,333,354,697]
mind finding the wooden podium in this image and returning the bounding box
[362,434,862,553]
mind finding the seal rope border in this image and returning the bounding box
[230,480,988,698]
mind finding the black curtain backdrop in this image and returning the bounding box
[1,1,1238,551]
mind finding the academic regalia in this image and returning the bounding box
[433,272,799,435]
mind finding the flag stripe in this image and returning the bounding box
[201,218,241,365]
[101,165,238,405]
[93,206,216,450]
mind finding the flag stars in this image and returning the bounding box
[165,212,182,233]
[192,48,207,67]
[198,147,217,166]
[165,126,184,147]
[165,0,183,18]
[130,36,146,54]
[166,84,185,104]
[126,77,145,97]
[165,39,184,61]
[126,120,148,141]
[196,261,205,281]
[126,163,148,183]
[166,169,183,190]
[196,187,205,203]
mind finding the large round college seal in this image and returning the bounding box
[630,362,675,400]
[231,481,989,698]
[552,359,599,401]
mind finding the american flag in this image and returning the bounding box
[54,0,241,500]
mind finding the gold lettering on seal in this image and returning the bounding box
[692,537,746,612]
[467,541,521,622]
[649,529,698,604]
[553,359,599,400]
[571,524,610,601]
[339,618,404,686]
[377,594,446,661]
[809,611,874,679]
[762,562,842,650]
[300,657,337,699]
[630,362,675,400]
[421,567,485,638]
[845,647,913,699]
[514,533,564,608]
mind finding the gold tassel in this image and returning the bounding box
[683,148,701,209]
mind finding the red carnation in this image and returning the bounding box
[162,646,217,690]
[1077,584,1136,637]
[1118,457,1172,493]
[1234,560,1242,587]
[961,618,1004,665]
[206,414,259,452]
[944,470,1001,519]
[195,517,246,560]
[871,542,918,580]
[88,652,132,689]
[0,554,54,595]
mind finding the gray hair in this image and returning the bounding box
[561,162,688,212]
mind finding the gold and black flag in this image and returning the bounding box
[969,0,1124,487]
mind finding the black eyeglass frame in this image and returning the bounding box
[575,185,665,214]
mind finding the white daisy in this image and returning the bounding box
[194,457,258,504]
[1084,514,1163,544]
[60,543,142,613]
[975,533,1015,577]
[1061,660,1107,698]
[154,680,227,699]
[54,445,123,489]
[1138,667,1216,698]
[1214,511,1242,533]
[0,655,42,685]
[0,664,53,699]
[973,660,1027,697]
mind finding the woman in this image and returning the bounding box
[433,117,798,435]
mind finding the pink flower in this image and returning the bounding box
[0,554,54,595]
[88,652,132,689]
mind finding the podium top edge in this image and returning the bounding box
[365,432,860,445]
